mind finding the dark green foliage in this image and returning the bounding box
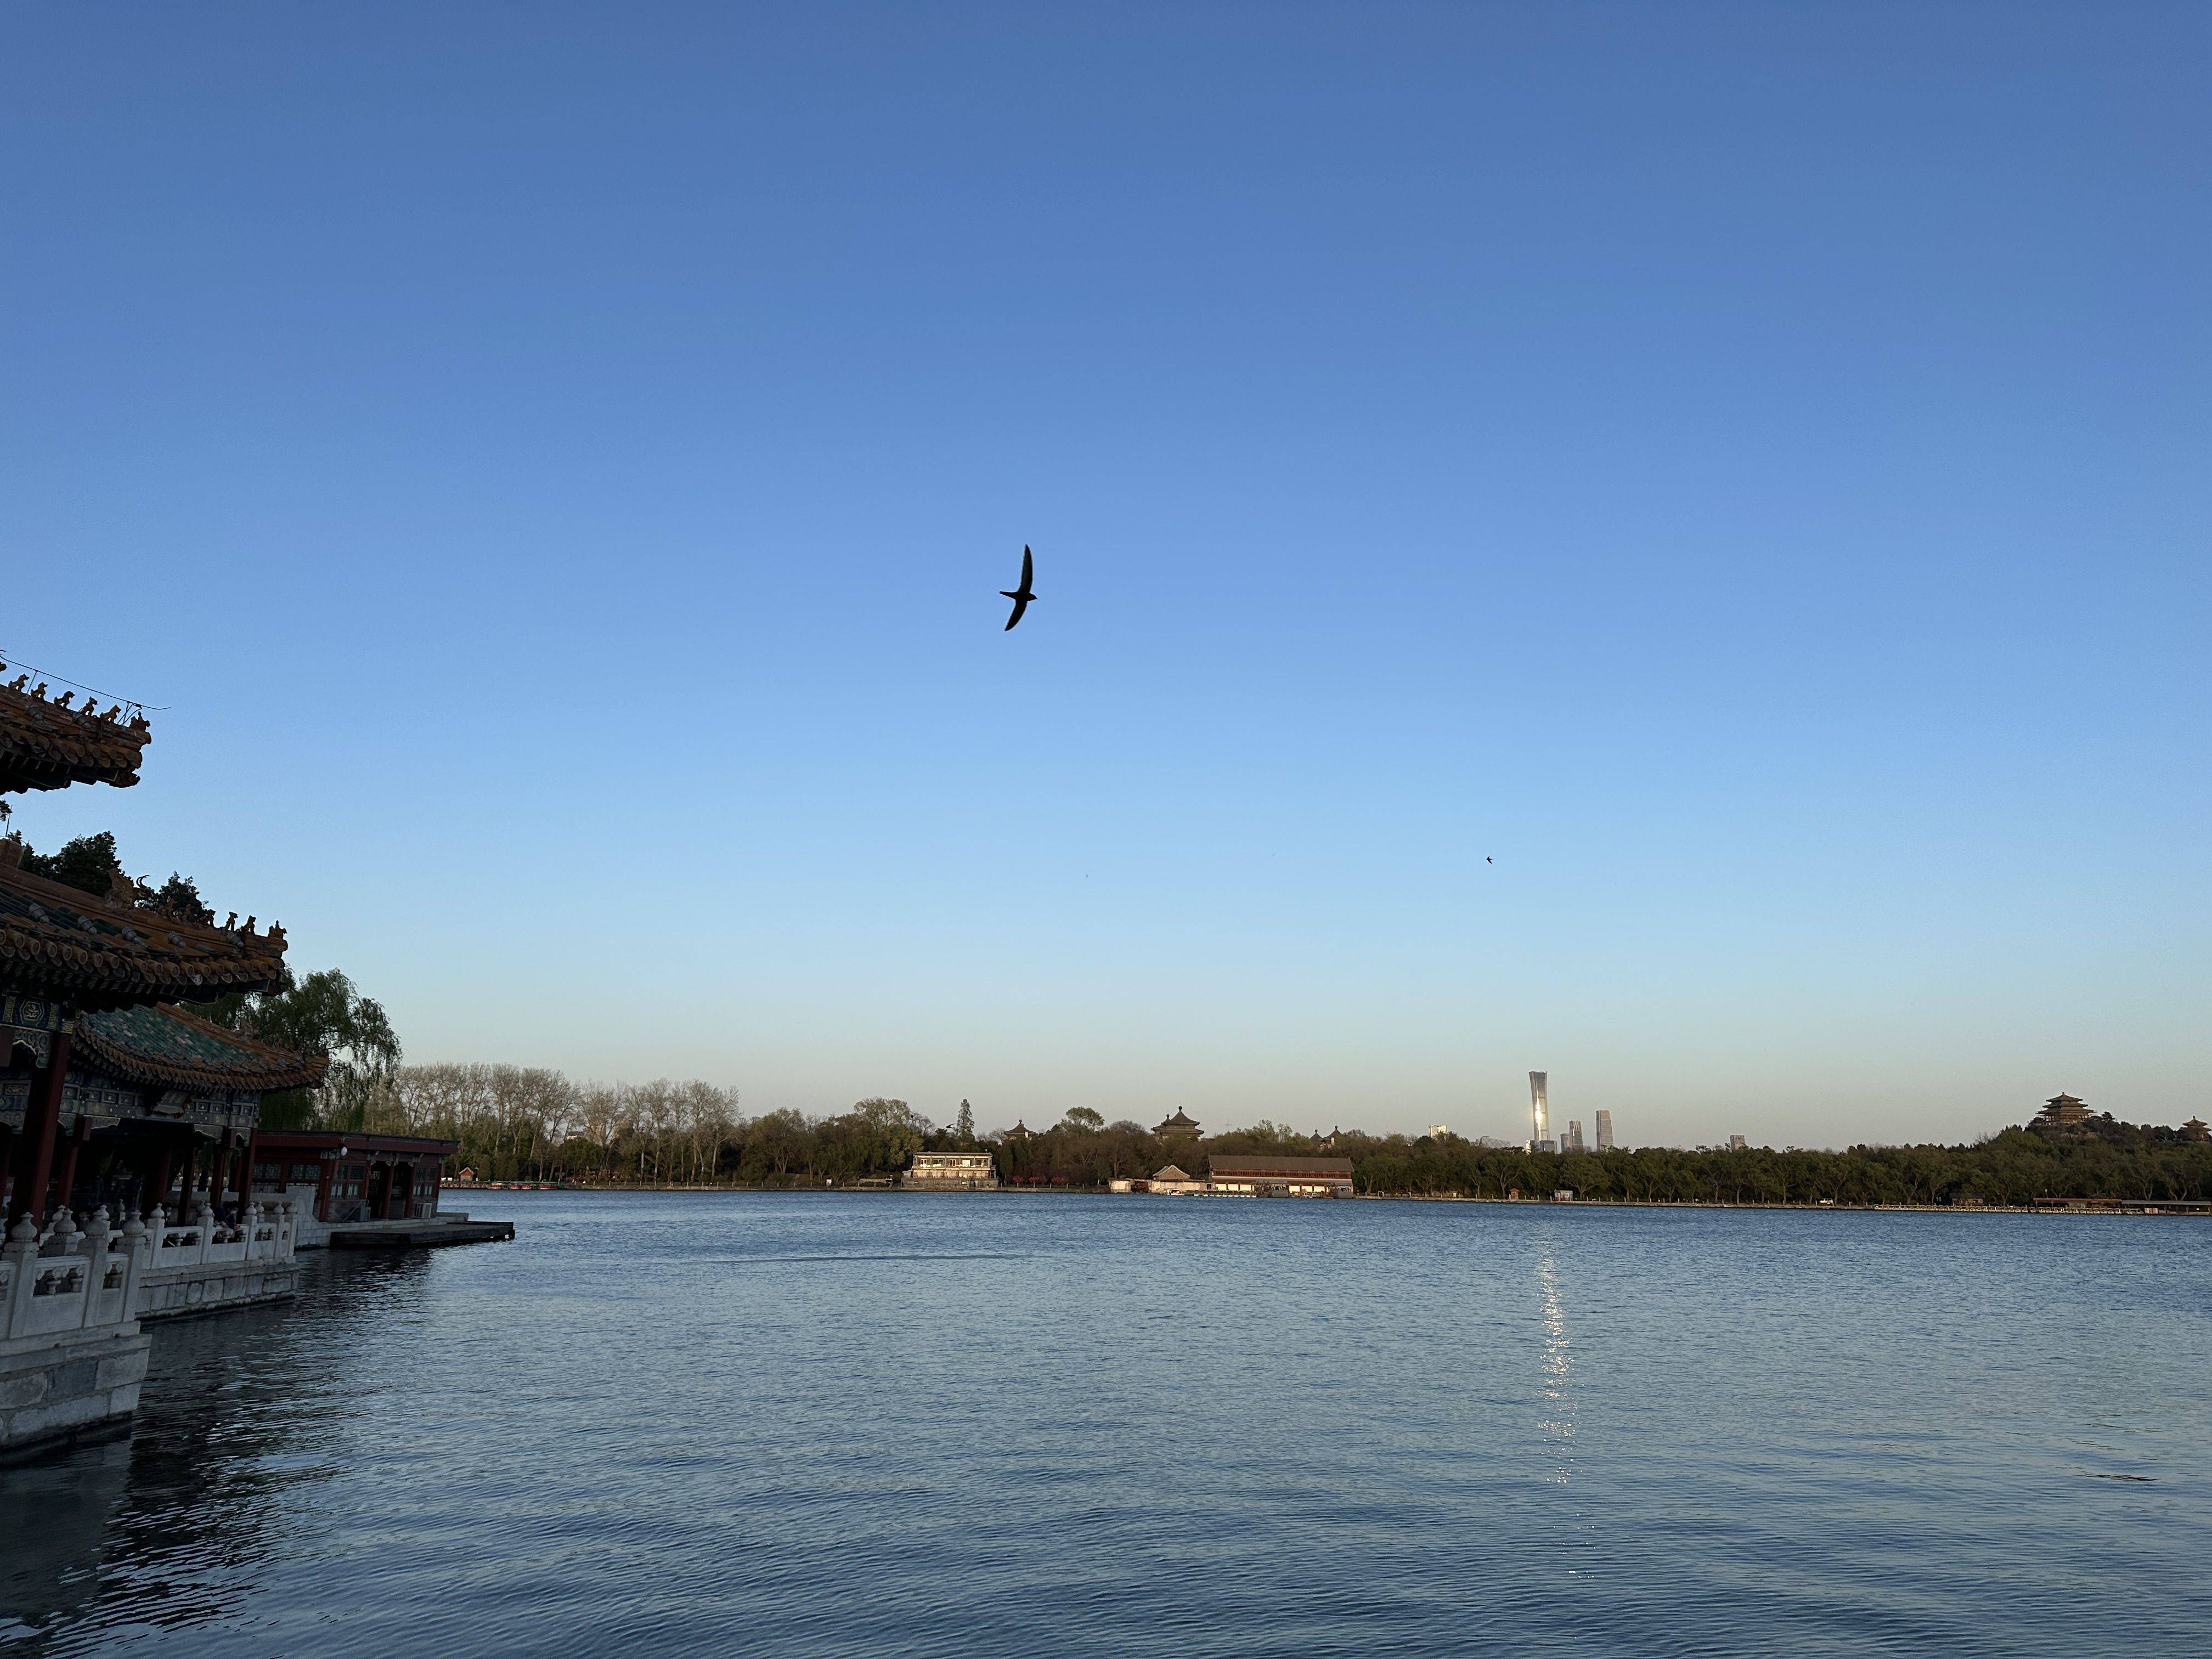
[15,833,236,928]
[1324,1124,2212,1205]
[219,967,399,1130]
[144,872,214,924]
[982,1115,2212,1203]
[356,1066,2212,1200]
[20,830,123,895]
[253,1088,319,1131]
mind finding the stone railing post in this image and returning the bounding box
[116,1209,150,1326]
[78,1204,109,1268]
[78,1206,126,1328]
[1,1214,38,1339]
[148,1202,182,1268]
[52,1208,89,1332]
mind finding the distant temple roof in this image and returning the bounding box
[0,671,150,795]
[75,1003,327,1095]
[1155,1109,1201,1134]
[0,848,290,1009]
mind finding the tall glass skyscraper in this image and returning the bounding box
[1595,1109,1615,1152]
[1529,1071,1549,1151]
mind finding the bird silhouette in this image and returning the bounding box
[1486,856,1493,864]
[1001,545,1036,630]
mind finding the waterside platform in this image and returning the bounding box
[328,1215,515,1250]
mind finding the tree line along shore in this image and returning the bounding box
[10,832,2200,1212]
[351,1066,2208,1209]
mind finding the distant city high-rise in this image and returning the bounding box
[1594,1109,1615,1152]
[1528,1071,1549,1152]
[1728,1133,1748,1152]
[1426,1124,1449,1141]
[1564,1120,1585,1153]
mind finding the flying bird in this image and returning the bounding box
[1001,545,1036,630]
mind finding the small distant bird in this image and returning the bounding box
[1487,856,1493,864]
[1001,545,1036,630]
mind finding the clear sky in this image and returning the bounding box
[4,4,2205,1148]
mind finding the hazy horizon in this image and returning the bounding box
[6,4,2205,1148]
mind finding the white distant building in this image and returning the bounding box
[903,1152,999,1190]
[1426,1124,1448,1140]
[1727,1134,1748,1152]
[1595,1110,1615,1152]
[1528,1071,1549,1152]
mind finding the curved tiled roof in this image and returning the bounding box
[0,857,289,1009]
[0,674,149,795]
[75,1002,328,1093]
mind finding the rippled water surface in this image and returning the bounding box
[5,1193,2209,1656]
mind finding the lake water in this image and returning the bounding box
[4,1192,2209,1657]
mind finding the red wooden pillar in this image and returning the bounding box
[146,1138,174,1217]
[54,1118,92,1213]
[8,1028,71,1226]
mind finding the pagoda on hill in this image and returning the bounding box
[2027,1093,2094,1136]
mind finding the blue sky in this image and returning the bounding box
[4,4,2205,1146]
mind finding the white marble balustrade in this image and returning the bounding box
[149,1199,298,1271]
[0,1207,150,1344]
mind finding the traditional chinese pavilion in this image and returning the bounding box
[1,669,303,1453]
[1,676,302,1222]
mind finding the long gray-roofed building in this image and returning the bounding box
[1206,1155,1354,1197]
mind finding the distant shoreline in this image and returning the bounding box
[448,1184,2204,1216]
